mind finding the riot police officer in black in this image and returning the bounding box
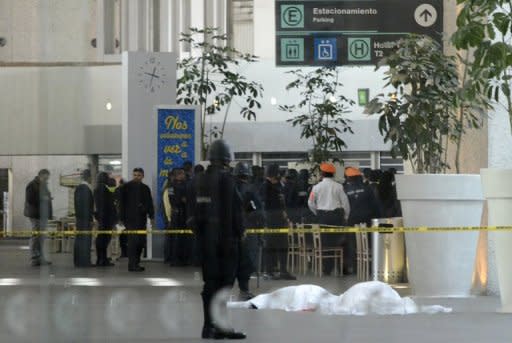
[234,162,265,301]
[187,140,246,340]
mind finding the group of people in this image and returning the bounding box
[23,141,402,339]
[25,168,155,272]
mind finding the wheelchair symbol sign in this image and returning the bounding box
[314,38,337,62]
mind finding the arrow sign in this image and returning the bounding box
[414,4,437,28]
[420,9,432,22]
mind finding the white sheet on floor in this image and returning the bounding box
[228,281,452,315]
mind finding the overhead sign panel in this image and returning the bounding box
[275,0,443,66]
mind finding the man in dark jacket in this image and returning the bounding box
[187,140,246,340]
[73,169,94,267]
[283,169,301,224]
[25,169,53,266]
[119,168,154,272]
[94,172,117,267]
[260,164,296,280]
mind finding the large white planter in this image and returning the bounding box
[481,169,512,312]
[396,174,484,297]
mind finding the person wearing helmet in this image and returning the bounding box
[187,140,246,340]
[343,166,381,274]
[234,162,265,301]
[283,169,301,224]
[308,162,351,275]
[260,164,297,280]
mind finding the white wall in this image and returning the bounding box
[0,0,96,63]
[0,66,121,155]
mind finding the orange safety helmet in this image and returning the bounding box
[345,166,362,177]
[320,162,336,174]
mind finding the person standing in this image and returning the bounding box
[119,168,154,272]
[73,169,94,267]
[283,169,300,225]
[162,171,175,264]
[24,169,53,266]
[187,140,246,340]
[94,172,117,267]
[234,162,265,301]
[308,163,351,275]
[344,167,381,227]
[260,164,296,280]
[377,170,402,218]
[115,178,128,258]
[169,168,190,266]
[343,167,381,274]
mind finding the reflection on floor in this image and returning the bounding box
[0,240,509,343]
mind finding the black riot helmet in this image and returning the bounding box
[266,164,281,178]
[234,162,251,177]
[208,140,232,164]
[286,169,298,180]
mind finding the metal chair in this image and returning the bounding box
[356,231,371,281]
[296,223,314,275]
[312,224,343,277]
[286,223,300,274]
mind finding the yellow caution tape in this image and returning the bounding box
[2,226,512,237]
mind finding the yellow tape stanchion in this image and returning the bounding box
[3,226,512,238]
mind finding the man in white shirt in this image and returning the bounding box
[308,162,351,275]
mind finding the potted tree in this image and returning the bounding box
[177,27,264,159]
[453,0,512,311]
[280,66,354,175]
[365,34,488,296]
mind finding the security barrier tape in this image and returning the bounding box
[2,226,512,237]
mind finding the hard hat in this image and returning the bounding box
[345,167,362,177]
[320,163,336,174]
[208,140,231,163]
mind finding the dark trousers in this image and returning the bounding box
[169,226,193,265]
[199,231,239,328]
[264,234,287,274]
[127,225,146,269]
[317,209,345,274]
[96,224,112,264]
[119,229,128,257]
[237,236,258,292]
[74,220,92,267]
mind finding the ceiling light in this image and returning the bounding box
[109,160,122,166]
[270,97,277,105]
[106,102,113,111]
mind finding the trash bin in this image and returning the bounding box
[371,218,406,284]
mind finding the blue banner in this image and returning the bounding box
[156,107,197,230]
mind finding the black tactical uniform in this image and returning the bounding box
[344,174,381,273]
[187,140,246,340]
[119,178,154,272]
[169,178,190,265]
[260,164,295,280]
[234,162,265,300]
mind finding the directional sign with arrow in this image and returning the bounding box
[414,4,438,28]
[276,0,443,66]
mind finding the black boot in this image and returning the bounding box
[201,326,247,340]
